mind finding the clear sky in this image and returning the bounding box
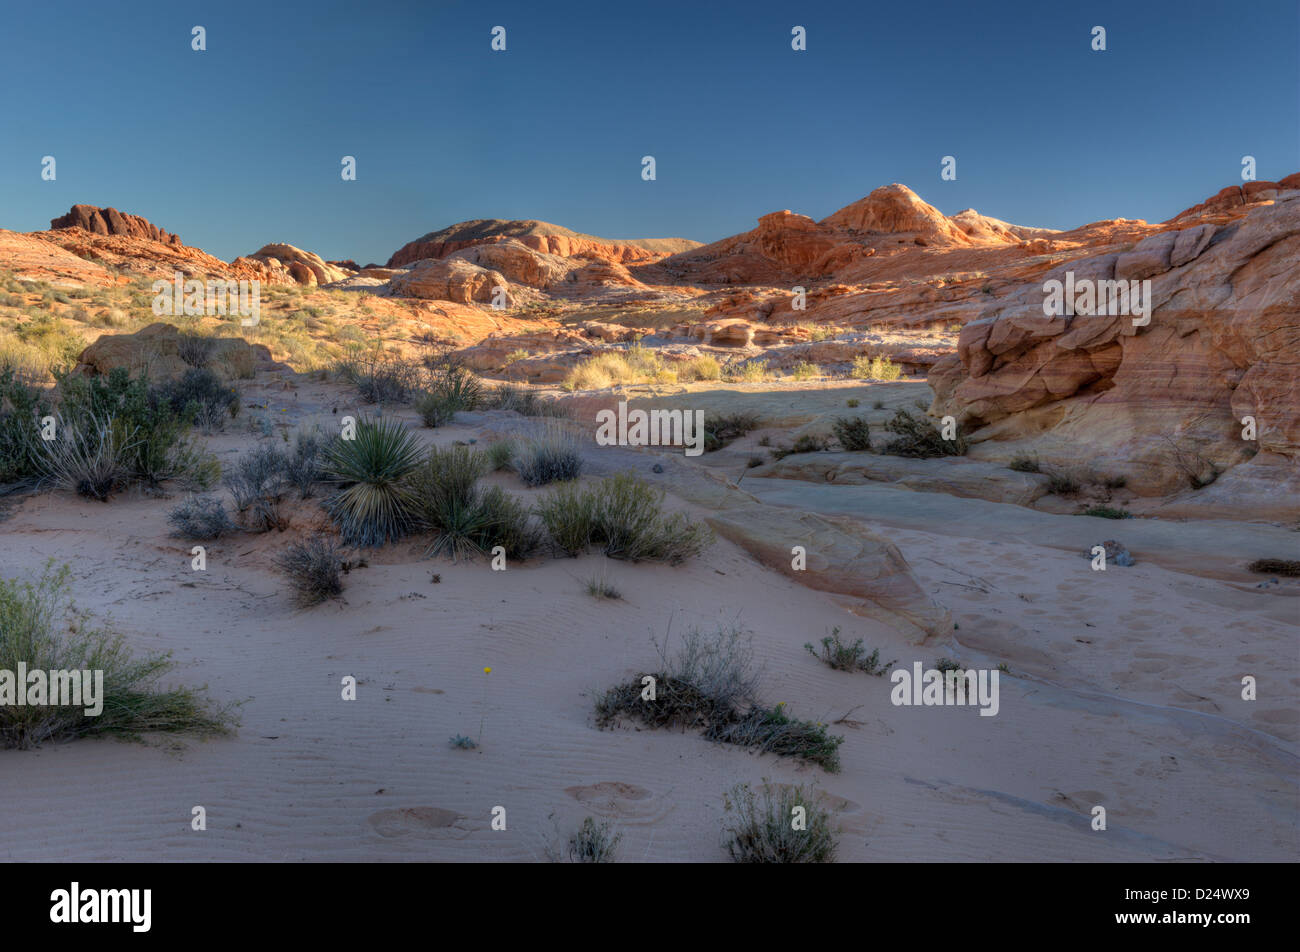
[1,0,1295,265]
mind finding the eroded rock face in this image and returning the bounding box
[929,192,1300,508]
[386,219,696,268]
[50,204,182,246]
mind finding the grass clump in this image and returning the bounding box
[410,445,543,561]
[1080,506,1132,520]
[804,627,894,675]
[584,572,621,599]
[1247,559,1300,577]
[167,494,236,540]
[567,817,622,863]
[703,410,761,452]
[322,417,424,546]
[724,359,768,383]
[880,408,966,458]
[449,734,478,750]
[1008,453,1041,473]
[0,562,235,749]
[414,391,456,428]
[224,445,290,532]
[38,413,136,501]
[594,625,842,771]
[830,416,871,452]
[514,424,582,487]
[482,386,571,418]
[852,354,903,381]
[336,350,418,405]
[537,473,712,564]
[789,361,821,380]
[722,782,837,863]
[484,439,514,471]
[275,534,345,607]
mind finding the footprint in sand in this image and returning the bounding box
[367,806,473,838]
[564,782,670,822]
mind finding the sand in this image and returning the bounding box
[0,372,1295,862]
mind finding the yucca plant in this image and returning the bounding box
[39,412,139,501]
[322,417,424,546]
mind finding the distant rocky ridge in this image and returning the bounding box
[50,204,183,247]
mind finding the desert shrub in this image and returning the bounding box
[703,410,761,452]
[722,783,837,864]
[38,412,137,501]
[538,473,711,563]
[1080,506,1132,520]
[322,417,424,546]
[177,333,217,369]
[746,456,764,468]
[514,424,583,487]
[425,360,484,412]
[153,368,239,432]
[414,391,457,427]
[789,361,821,380]
[58,367,216,489]
[880,408,966,458]
[771,433,831,460]
[852,354,902,381]
[283,428,328,499]
[224,445,290,531]
[1045,468,1082,495]
[846,398,859,408]
[568,817,622,863]
[804,627,893,675]
[275,534,344,607]
[337,350,418,404]
[0,562,234,749]
[724,359,768,383]
[533,481,598,556]
[677,355,721,383]
[482,386,571,418]
[584,571,621,599]
[594,624,841,771]
[167,494,236,539]
[1008,453,1040,473]
[449,734,477,750]
[831,416,871,451]
[1247,559,1300,577]
[410,447,544,561]
[0,364,52,484]
[484,439,514,471]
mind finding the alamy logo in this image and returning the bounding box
[1042,271,1151,326]
[595,400,705,457]
[152,271,261,326]
[890,662,1000,716]
[50,883,151,932]
[0,664,103,716]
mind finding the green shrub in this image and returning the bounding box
[722,783,837,863]
[852,354,902,381]
[154,368,239,433]
[0,364,51,484]
[0,562,234,749]
[804,627,893,674]
[322,417,424,546]
[703,411,761,452]
[789,361,821,380]
[224,445,290,531]
[1080,506,1132,520]
[880,408,966,458]
[830,416,871,451]
[484,439,515,471]
[538,473,712,564]
[594,625,841,771]
[414,391,457,427]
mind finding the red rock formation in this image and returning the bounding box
[387,219,697,268]
[50,204,182,246]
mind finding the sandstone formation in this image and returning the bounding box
[238,243,354,286]
[928,186,1300,514]
[387,219,698,268]
[50,204,183,246]
[75,322,273,379]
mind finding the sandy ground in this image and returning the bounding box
[0,371,1295,862]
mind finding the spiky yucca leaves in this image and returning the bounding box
[39,412,138,501]
[323,418,424,546]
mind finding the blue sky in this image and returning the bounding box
[1,0,1295,265]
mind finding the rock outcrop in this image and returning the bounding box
[387,219,698,268]
[75,323,272,379]
[929,187,1300,514]
[238,244,354,286]
[50,204,182,246]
